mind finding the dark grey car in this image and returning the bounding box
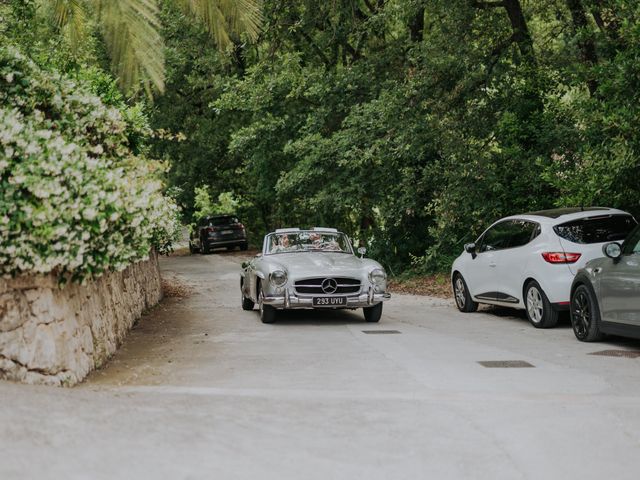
[189,214,248,254]
[570,224,640,341]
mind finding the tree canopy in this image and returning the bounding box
[3,0,640,275]
[151,0,640,272]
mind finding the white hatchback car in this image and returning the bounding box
[451,208,636,328]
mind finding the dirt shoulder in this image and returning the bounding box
[388,273,452,299]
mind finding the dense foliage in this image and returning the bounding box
[0,0,262,96]
[151,0,640,274]
[3,1,640,277]
[0,46,180,281]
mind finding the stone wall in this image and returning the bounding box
[0,252,162,386]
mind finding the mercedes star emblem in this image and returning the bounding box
[321,278,338,294]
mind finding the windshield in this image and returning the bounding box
[265,231,353,255]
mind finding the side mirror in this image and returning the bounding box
[357,247,367,258]
[464,243,477,259]
[603,242,622,260]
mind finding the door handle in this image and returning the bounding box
[489,263,497,268]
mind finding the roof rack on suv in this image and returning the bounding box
[275,228,301,234]
[312,227,338,233]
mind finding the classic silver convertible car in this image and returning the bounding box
[240,228,391,323]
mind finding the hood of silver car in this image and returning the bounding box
[266,252,381,278]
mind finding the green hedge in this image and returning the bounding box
[0,47,180,282]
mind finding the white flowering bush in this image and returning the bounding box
[0,46,180,282]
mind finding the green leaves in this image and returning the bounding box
[45,0,166,95]
[0,46,181,281]
[98,0,166,97]
[151,0,640,274]
[176,0,263,48]
[41,0,264,97]
[51,0,88,51]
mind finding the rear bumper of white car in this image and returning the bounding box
[263,288,391,309]
[536,268,573,306]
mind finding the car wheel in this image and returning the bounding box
[258,285,276,324]
[571,284,604,342]
[189,242,197,254]
[452,273,478,313]
[524,280,558,328]
[241,282,255,311]
[240,242,248,251]
[363,302,383,323]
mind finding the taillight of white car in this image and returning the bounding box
[541,252,582,264]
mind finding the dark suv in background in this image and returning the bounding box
[189,215,248,254]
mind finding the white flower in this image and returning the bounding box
[9,174,25,184]
[83,208,97,221]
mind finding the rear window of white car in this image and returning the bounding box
[554,214,637,244]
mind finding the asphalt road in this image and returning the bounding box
[2,251,640,480]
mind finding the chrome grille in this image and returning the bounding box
[294,277,361,295]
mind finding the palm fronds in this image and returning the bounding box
[50,0,89,51]
[98,0,165,97]
[44,0,264,98]
[177,0,263,50]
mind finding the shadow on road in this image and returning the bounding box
[266,308,369,326]
[479,304,640,349]
[479,305,573,328]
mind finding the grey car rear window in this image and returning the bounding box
[554,215,637,244]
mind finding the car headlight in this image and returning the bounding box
[269,270,288,287]
[369,268,387,285]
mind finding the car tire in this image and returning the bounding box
[363,302,383,323]
[452,273,478,313]
[241,282,255,311]
[571,283,604,342]
[240,242,248,251]
[258,285,276,324]
[524,280,558,328]
[189,242,198,254]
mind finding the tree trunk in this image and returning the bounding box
[502,0,536,64]
[358,212,374,247]
[565,0,598,95]
[232,40,246,76]
[589,0,620,40]
[409,8,425,42]
[472,0,536,64]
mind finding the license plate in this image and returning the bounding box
[313,296,347,307]
[222,229,233,235]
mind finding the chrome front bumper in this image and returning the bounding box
[262,287,391,309]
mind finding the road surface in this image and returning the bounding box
[2,251,640,480]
